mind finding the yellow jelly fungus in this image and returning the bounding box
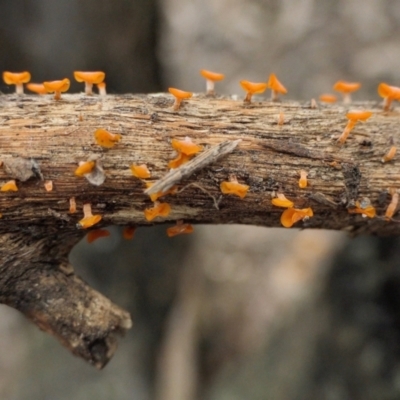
[74,161,95,177]
[144,202,171,221]
[145,182,178,202]
[0,180,18,192]
[130,164,151,179]
[271,193,294,208]
[220,181,249,198]
[166,221,194,237]
[78,203,102,229]
[281,207,313,228]
[171,138,203,156]
[348,201,376,218]
[94,128,122,148]
[168,152,192,169]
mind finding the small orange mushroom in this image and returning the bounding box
[168,152,191,169]
[200,69,225,95]
[166,220,194,237]
[168,87,193,111]
[74,71,105,95]
[337,110,373,144]
[144,202,171,221]
[299,170,308,189]
[69,197,77,214]
[94,128,122,148]
[86,229,110,243]
[240,80,268,103]
[171,137,203,156]
[333,81,361,103]
[319,94,337,103]
[378,83,400,112]
[130,164,151,179]
[220,176,249,198]
[77,203,102,229]
[145,182,178,202]
[266,73,287,101]
[122,226,136,240]
[281,207,313,228]
[44,180,53,192]
[3,71,31,95]
[26,83,47,95]
[348,201,376,218]
[0,180,18,192]
[43,78,70,100]
[271,192,294,208]
[97,81,107,96]
[385,189,399,221]
[74,161,95,177]
[382,145,397,163]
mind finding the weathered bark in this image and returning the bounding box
[0,93,399,365]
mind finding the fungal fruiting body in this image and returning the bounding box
[378,83,400,111]
[168,87,193,111]
[44,180,53,192]
[220,177,249,198]
[266,73,287,101]
[385,190,399,221]
[123,226,136,240]
[74,71,105,95]
[130,164,151,179]
[69,197,77,214]
[2,71,31,94]
[86,229,110,243]
[333,81,361,103]
[168,152,191,169]
[348,201,376,218]
[337,110,373,144]
[167,221,194,237]
[74,161,95,177]
[144,202,171,221]
[97,82,107,96]
[26,83,47,95]
[280,207,313,228]
[240,80,268,103]
[43,78,70,100]
[319,94,337,103]
[145,182,178,202]
[0,180,18,192]
[299,170,308,189]
[94,128,121,148]
[382,146,397,163]
[200,69,225,95]
[171,137,203,156]
[271,193,294,208]
[77,203,102,229]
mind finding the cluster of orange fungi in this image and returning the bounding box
[1,68,399,239]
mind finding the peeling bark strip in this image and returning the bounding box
[0,93,400,365]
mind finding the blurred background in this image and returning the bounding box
[2,1,400,399]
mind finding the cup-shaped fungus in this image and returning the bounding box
[385,189,399,221]
[74,71,105,95]
[123,226,136,240]
[86,229,110,243]
[97,82,107,96]
[77,203,102,229]
[378,83,400,112]
[43,78,70,100]
[348,201,376,218]
[171,137,203,156]
[266,73,287,101]
[319,94,337,103]
[333,81,361,104]
[130,164,151,179]
[200,69,225,95]
[281,207,313,228]
[144,202,171,221]
[167,220,194,237]
[145,182,178,202]
[299,170,308,189]
[74,161,95,177]
[26,83,47,95]
[220,176,249,198]
[337,110,373,144]
[3,71,31,95]
[168,88,193,111]
[168,152,191,169]
[271,193,294,208]
[240,80,268,103]
[0,180,18,192]
[94,128,121,148]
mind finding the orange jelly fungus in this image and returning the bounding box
[240,80,268,103]
[69,197,77,214]
[166,220,194,237]
[145,182,178,202]
[144,202,171,221]
[271,193,294,208]
[220,179,249,199]
[281,207,313,228]
[168,87,193,111]
[168,152,191,169]
[382,146,397,163]
[74,161,95,177]
[333,81,361,103]
[200,69,225,95]
[94,128,122,148]
[44,180,53,192]
[26,83,47,95]
[337,110,373,144]
[74,71,105,95]
[86,229,110,243]
[78,203,102,229]
[378,83,400,111]
[3,71,31,94]
[319,94,337,103]
[385,190,399,221]
[123,226,136,240]
[267,73,287,101]
[43,78,70,100]
[348,201,376,218]
[171,137,203,156]
[130,164,151,179]
[299,170,308,189]
[0,180,18,192]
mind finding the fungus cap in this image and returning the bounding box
[26,83,47,94]
[220,181,249,198]
[346,110,373,121]
[281,207,313,228]
[74,161,95,177]
[333,81,361,93]
[94,128,122,148]
[3,71,31,85]
[144,202,171,221]
[78,214,102,229]
[267,73,287,94]
[74,71,105,84]
[130,164,151,179]
[168,87,193,100]
[240,80,268,95]
[171,138,203,156]
[168,152,191,169]
[0,180,18,192]
[167,221,194,237]
[319,94,337,103]
[43,78,70,93]
[200,69,225,82]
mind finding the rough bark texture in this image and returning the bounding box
[0,92,399,365]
